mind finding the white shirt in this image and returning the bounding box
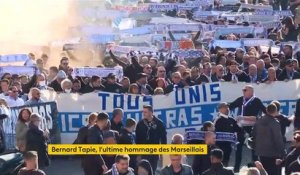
[5,96,25,107]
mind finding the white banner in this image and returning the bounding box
[0,66,37,76]
[72,67,123,80]
[242,39,273,47]
[40,81,300,143]
[0,54,28,66]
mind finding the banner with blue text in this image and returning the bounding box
[40,81,300,143]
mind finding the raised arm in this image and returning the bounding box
[109,50,129,68]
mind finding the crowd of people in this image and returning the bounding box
[6,94,300,175]
[0,0,300,175]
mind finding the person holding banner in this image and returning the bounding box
[49,70,66,92]
[223,61,250,83]
[103,73,124,94]
[214,102,241,166]
[229,85,266,172]
[278,59,300,81]
[81,76,104,94]
[192,131,217,175]
[136,73,153,95]
[165,72,185,94]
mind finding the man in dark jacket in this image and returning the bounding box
[118,118,137,169]
[229,85,266,172]
[223,60,250,83]
[74,113,97,144]
[160,155,193,175]
[278,59,300,81]
[104,155,134,175]
[103,73,123,93]
[202,149,234,175]
[196,62,212,83]
[26,114,49,168]
[83,112,109,175]
[136,105,167,172]
[109,50,143,83]
[136,73,153,95]
[0,111,8,153]
[272,101,291,143]
[165,72,185,94]
[118,118,136,144]
[81,76,104,94]
[253,103,285,175]
[285,130,300,175]
[192,131,217,175]
[110,108,124,133]
[214,102,241,166]
[74,113,97,169]
[48,70,66,92]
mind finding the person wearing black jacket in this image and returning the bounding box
[192,131,217,175]
[110,108,124,133]
[103,73,123,94]
[118,118,136,144]
[229,85,266,172]
[285,131,300,175]
[223,60,250,83]
[214,102,241,166]
[272,101,291,142]
[26,114,49,169]
[202,149,234,175]
[118,118,137,170]
[165,72,185,94]
[136,105,167,172]
[136,73,153,95]
[80,76,104,94]
[83,113,109,175]
[278,59,300,81]
[109,50,143,83]
[74,113,97,144]
[0,106,8,153]
[49,70,67,92]
[253,103,285,175]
